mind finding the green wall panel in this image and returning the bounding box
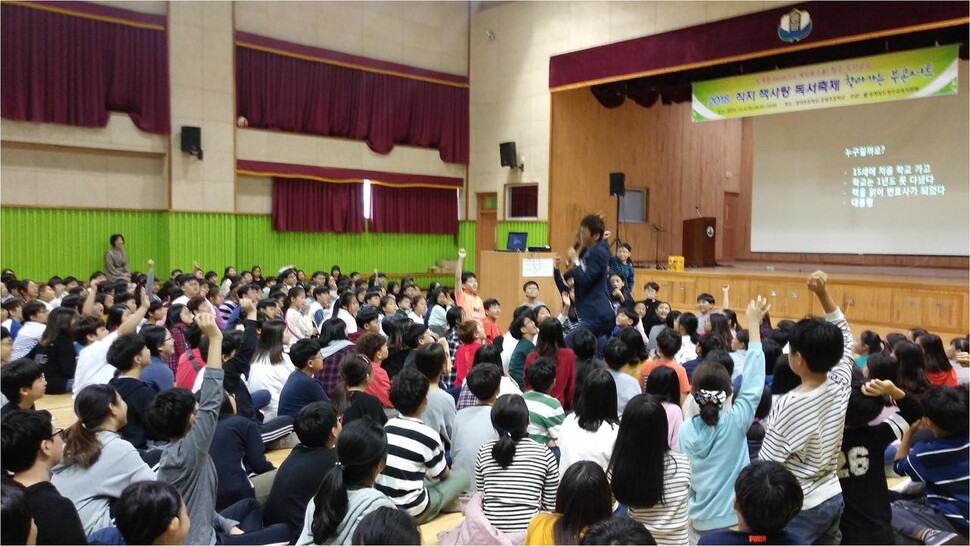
[0,208,168,280]
[1,208,464,283]
[457,220,476,272]
[498,221,548,248]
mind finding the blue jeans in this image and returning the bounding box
[786,493,844,545]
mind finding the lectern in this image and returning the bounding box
[478,252,561,317]
[683,218,716,267]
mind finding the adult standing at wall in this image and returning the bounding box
[104,234,130,283]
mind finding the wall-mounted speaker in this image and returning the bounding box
[500,141,523,170]
[181,126,203,160]
[610,172,625,197]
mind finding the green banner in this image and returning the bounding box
[692,45,959,122]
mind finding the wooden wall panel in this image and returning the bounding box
[549,90,742,266]
[550,91,968,270]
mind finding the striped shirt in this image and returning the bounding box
[376,416,447,516]
[522,391,565,445]
[628,451,692,546]
[475,439,559,533]
[759,308,854,509]
[894,433,969,534]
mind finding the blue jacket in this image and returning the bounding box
[680,342,766,530]
[568,241,614,329]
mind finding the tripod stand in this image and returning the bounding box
[651,224,666,269]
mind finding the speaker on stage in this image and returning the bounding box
[610,172,625,197]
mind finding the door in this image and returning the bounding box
[722,192,739,262]
[476,192,497,271]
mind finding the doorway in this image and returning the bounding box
[476,192,497,270]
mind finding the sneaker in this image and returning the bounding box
[922,529,962,545]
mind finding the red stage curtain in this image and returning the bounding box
[369,185,458,235]
[0,3,170,134]
[236,46,469,164]
[271,178,365,233]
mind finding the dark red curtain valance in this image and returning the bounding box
[1,2,171,134]
[549,1,969,91]
[271,177,365,234]
[237,159,463,189]
[236,33,470,164]
[370,185,458,235]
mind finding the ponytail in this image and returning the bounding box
[691,361,731,427]
[311,419,387,543]
[860,330,883,355]
[489,395,529,469]
[332,355,370,417]
[283,286,305,312]
[63,384,118,468]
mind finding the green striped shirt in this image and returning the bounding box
[523,390,565,445]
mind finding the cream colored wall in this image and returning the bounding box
[468,1,795,220]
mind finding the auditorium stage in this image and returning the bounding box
[631,261,969,339]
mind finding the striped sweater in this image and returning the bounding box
[758,308,854,509]
[475,439,559,533]
[627,451,692,546]
[376,416,447,516]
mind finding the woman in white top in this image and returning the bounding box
[557,369,619,477]
[284,286,314,344]
[248,319,295,420]
[674,312,700,365]
[334,292,359,335]
[609,394,691,546]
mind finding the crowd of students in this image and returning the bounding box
[1,218,968,546]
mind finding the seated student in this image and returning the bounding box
[10,301,47,360]
[453,320,483,387]
[73,298,150,398]
[683,335,729,382]
[892,385,969,544]
[147,314,290,546]
[1,480,36,546]
[29,306,77,394]
[558,369,619,478]
[837,375,922,544]
[456,344,523,411]
[356,332,392,408]
[452,363,503,496]
[377,368,468,523]
[571,328,605,410]
[297,419,396,545]
[279,339,329,418]
[211,390,276,510]
[247,319,295,420]
[523,358,566,450]
[521,281,545,310]
[673,312,700,365]
[51,384,155,534]
[355,306,383,340]
[140,325,176,391]
[114,481,190,545]
[351,506,421,545]
[508,314,539,389]
[1,409,88,544]
[758,271,853,545]
[2,299,24,342]
[482,299,503,344]
[316,318,357,398]
[0,359,46,416]
[106,334,158,450]
[380,316,410,380]
[414,343,457,450]
[644,366,684,451]
[603,338,641,417]
[265,402,340,541]
[401,322,434,370]
[334,354,388,426]
[698,460,806,545]
[639,328,689,403]
[580,517,657,545]
[473,394,559,534]
[524,461,612,545]
[524,319,576,410]
[0,327,12,370]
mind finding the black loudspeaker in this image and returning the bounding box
[610,172,625,197]
[500,141,517,168]
[181,126,203,159]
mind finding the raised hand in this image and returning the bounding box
[806,270,829,294]
[239,297,255,313]
[195,312,221,339]
[458,248,467,260]
[745,295,770,326]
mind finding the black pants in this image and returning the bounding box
[217,498,291,545]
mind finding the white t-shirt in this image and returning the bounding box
[248,353,295,420]
[73,331,120,398]
[11,321,45,360]
[557,413,619,479]
[171,295,189,306]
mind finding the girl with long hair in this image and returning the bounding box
[284,286,315,344]
[315,318,356,398]
[164,304,192,375]
[853,330,884,369]
[917,334,958,387]
[609,395,691,546]
[332,354,387,426]
[297,419,393,545]
[30,306,76,394]
[524,461,613,545]
[475,394,559,533]
[50,384,155,534]
[557,369,619,477]
[248,319,295,419]
[894,340,931,399]
[524,319,576,409]
[643,366,684,451]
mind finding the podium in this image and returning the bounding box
[683,217,716,267]
[477,251,561,317]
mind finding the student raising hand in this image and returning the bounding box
[745,296,770,344]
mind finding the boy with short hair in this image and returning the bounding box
[377,368,468,523]
[639,327,689,401]
[264,401,340,541]
[355,306,382,336]
[698,460,806,545]
[522,281,544,309]
[603,337,641,416]
[522,358,565,448]
[695,293,716,333]
[613,307,639,333]
[307,286,332,332]
[1,409,88,544]
[0,358,46,415]
[11,301,47,360]
[891,384,969,544]
[454,248,484,326]
[278,338,328,418]
[452,363,503,495]
[357,332,393,408]
[107,333,157,449]
[483,298,503,343]
[414,343,456,449]
[758,271,854,544]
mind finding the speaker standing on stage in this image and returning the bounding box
[564,215,615,341]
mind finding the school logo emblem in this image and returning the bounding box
[778,9,812,43]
